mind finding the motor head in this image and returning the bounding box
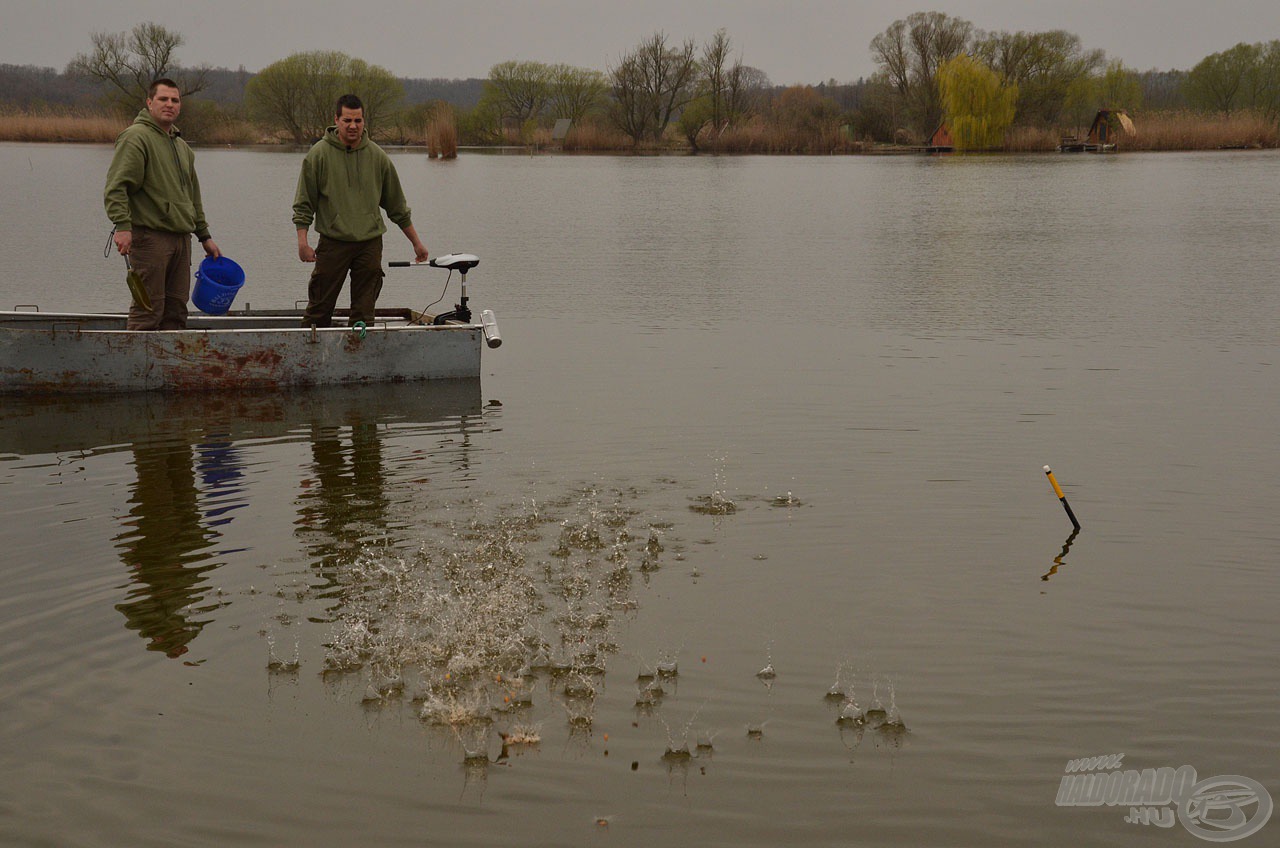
[429,253,479,273]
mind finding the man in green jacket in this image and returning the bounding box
[293,94,429,328]
[104,78,221,330]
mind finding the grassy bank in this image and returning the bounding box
[3,107,1276,153]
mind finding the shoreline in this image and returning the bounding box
[2,111,1276,154]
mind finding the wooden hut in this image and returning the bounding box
[1059,109,1137,152]
[923,123,954,153]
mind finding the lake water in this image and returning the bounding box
[1,143,1278,846]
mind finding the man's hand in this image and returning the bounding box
[401,225,429,263]
[202,239,222,259]
[297,228,316,262]
[113,230,132,256]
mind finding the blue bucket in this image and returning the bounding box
[193,256,245,315]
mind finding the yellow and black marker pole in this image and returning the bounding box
[1043,465,1081,531]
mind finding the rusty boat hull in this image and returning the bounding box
[0,307,494,393]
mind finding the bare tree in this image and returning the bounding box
[870,12,973,138]
[67,22,209,113]
[608,32,698,144]
[608,51,652,144]
[726,64,770,122]
[702,29,734,129]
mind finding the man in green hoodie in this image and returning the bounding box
[104,79,221,330]
[293,94,429,328]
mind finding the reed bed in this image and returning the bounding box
[426,107,458,159]
[558,122,634,152]
[0,109,126,143]
[0,107,260,145]
[1005,110,1279,152]
[1003,125,1061,152]
[1124,110,1278,150]
[702,119,868,154]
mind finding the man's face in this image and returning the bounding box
[146,85,181,129]
[336,107,364,146]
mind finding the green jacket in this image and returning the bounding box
[292,127,413,242]
[103,110,210,240]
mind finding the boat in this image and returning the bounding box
[0,254,502,394]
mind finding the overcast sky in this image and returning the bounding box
[5,0,1279,85]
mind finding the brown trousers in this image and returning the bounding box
[300,235,384,327]
[128,227,191,330]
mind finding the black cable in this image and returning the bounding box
[412,269,453,324]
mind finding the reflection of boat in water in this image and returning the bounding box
[1,381,484,657]
[0,379,483,457]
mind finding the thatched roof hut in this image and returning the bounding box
[1087,110,1137,146]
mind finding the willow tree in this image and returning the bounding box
[938,55,1017,150]
[246,51,403,143]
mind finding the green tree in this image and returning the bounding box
[677,95,715,150]
[481,60,552,124]
[1185,41,1280,119]
[67,22,210,113]
[1185,43,1258,112]
[246,51,403,143]
[1097,60,1142,110]
[973,29,1104,126]
[870,12,974,139]
[1248,41,1280,119]
[938,55,1017,150]
[547,64,608,122]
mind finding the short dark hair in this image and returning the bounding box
[335,94,364,116]
[149,78,180,98]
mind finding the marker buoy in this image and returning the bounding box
[1043,465,1081,530]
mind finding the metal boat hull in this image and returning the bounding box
[0,309,485,393]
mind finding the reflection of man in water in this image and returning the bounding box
[297,418,389,571]
[115,436,217,658]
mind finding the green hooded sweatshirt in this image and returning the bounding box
[103,109,210,240]
[292,126,413,243]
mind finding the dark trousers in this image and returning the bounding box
[128,227,191,330]
[301,235,384,327]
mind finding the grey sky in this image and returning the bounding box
[5,0,1279,86]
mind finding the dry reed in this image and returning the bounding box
[1123,110,1278,150]
[0,106,259,146]
[703,118,867,155]
[1004,110,1278,152]
[0,108,126,143]
[1003,125,1061,152]
[426,106,458,159]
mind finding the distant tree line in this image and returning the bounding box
[3,18,1278,152]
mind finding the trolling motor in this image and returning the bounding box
[388,253,501,347]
